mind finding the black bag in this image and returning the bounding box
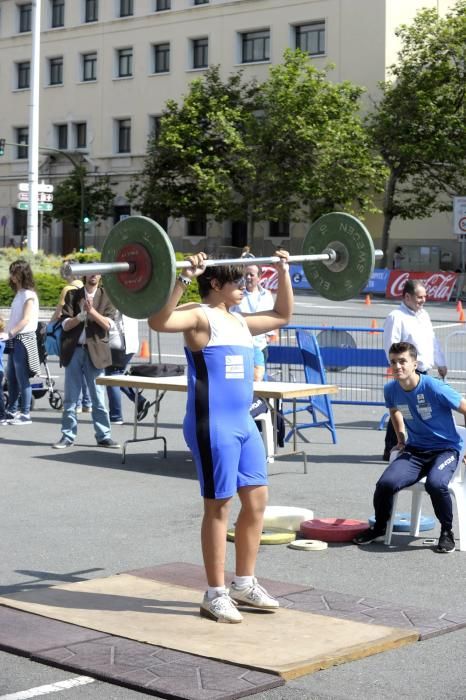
[110,348,127,368]
[129,363,185,378]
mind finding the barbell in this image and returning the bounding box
[62,212,383,319]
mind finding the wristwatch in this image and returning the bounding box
[177,275,191,287]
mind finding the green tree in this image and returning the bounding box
[128,53,386,237]
[51,165,116,231]
[366,2,466,261]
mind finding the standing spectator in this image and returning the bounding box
[232,263,275,380]
[51,260,91,414]
[241,246,255,259]
[52,273,120,449]
[382,279,447,460]
[0,260,40,425]
[104,313,150,424]
[0,315,7,425]
[392,246,405,269]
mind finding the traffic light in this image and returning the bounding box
[83,214,90,225]
[0,138,5,156]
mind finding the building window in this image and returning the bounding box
[51,0,64,28]
[16,127,29,159]
[155,0,170,9]
[119,0,133,17]
[74,122,87,148]
[49,57,63,85]
[192,37,208,69]
[82,52,97,81]
[153,43,170,73]
[269,221,290,238]
[19,3,32,32]
[84,0,98,22]
[150,115,162,140]
[295,22,325,56]
[187,219,206,237]
[117,48,133,77]
[194,0,209,4]
[117,119,131,153]
[241,30,270,63]
[55,124,68,149]
[17,61,30,89]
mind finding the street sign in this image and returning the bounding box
[17,192,54,203]
[453,197,466,235]
[18,182,54,193]
[16,202,54,212]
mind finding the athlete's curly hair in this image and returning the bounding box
[196,256,244,299]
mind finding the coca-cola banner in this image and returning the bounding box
[386,271,458,301]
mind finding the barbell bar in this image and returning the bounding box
[62,212,383,319]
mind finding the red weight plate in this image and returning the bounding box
[299,518,368,543]
[116,242,152,292]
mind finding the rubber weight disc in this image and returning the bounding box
[369,513,436,533]
[300,518,368,543]
[288,539,328,551]
[263,506,314,532]
[227,528,296,545]
[101,216,176,319]
[302,212,375,301]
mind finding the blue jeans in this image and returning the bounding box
[77,375,92,410]
[373,446,458,531]
[61,347,111,443]
[0,370,5,419]
[6,340,32,415]
[105,352,144,421]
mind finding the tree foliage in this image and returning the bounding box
[51,165,116,229]
[128,52,386,230]
[366,1,466,259]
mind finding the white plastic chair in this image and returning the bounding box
[384,425,466,551]
[254,410,275,464]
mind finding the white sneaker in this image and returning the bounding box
[8,414,32,425]
[230,578,279,610]
[200,590,243,623]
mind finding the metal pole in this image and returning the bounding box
[27,0,41,253]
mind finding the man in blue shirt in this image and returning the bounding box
[354,341,466,553]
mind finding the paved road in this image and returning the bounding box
[1,295,465,699]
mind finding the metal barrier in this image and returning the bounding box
[269,325,388,406]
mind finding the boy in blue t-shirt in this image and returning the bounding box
[354,341,466,553]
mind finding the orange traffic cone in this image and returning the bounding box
[460,310,465,324]
[139,339,150,359]
[364,294,371,306]
[457,300,463,313]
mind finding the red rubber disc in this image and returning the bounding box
[116,242,152,292]
[299,518,368,543]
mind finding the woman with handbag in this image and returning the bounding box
[0,260,40,424]
[105,313,150,424]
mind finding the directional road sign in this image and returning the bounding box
[16,202,54,212]
[18,182,54,193]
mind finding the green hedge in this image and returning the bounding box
[0,248,201,309]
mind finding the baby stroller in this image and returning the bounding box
[2,322,63,411]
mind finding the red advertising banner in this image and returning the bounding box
[386,271,458,301]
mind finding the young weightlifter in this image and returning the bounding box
[149,251,293,622]
[354,341,466,553]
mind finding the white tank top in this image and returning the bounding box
[200,305,253,348]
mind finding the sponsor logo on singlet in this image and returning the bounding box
[225,355,244,379]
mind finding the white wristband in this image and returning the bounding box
[177,275,191,287]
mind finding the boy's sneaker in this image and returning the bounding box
[137,399,151,422]
[353,527,386,545]
[230,578,279,610]
[8,414,32,425]
[76,406,83,414]
[437,529,455,553]
[200,591,243,623]
[0,418,8,425]
[5,411,19,420]
[52,436,74,449]
[97,438,121,449]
